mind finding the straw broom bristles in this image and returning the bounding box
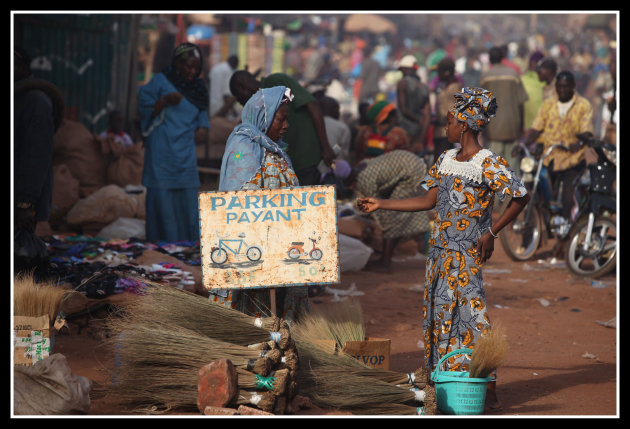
[299,368,424,413]
[106,318,296,410]
[294,333,369,370]
[295,366,427,389]
[121,278,291,349]
[294,333,428,387]
[108,320,276,376]
[293,317,429,387]
[356,384,436,415]
[292,299,366,351]
[292,337,435,415]
[469,322,509,379]
[110,280,434,414]
[13,272,75,327]
[107,323,268,409]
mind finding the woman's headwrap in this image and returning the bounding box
[448,87,497,131]
[219,86,294,191]
[164,42,208,111]
[367,100,396,125]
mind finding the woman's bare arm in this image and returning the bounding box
[357,186,438,213]
[476,194,531,263]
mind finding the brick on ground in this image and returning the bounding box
[237,405,275,416]
[203,406,239,415]
[197,358,238,412]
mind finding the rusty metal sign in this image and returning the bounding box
[199,185,339,290]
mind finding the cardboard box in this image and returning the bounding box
[307,337,391,370]
[342,337,391,371]
[13,315,52,366]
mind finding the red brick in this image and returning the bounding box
[237,405,275,416]
[203,406,239,415]
[197,358,238,412]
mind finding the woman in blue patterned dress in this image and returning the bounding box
[210,86,309,322]
[358,87,530,412]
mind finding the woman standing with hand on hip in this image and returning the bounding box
[358,87,530,412]
[138,42,210,243]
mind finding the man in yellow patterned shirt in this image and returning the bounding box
[522,71,593,220]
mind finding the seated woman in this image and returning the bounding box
[354,100,411,163]
[211,86,309,322]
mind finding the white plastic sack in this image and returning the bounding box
[338,233,373,273]
[97,217,146,240]
[13,353,92,415]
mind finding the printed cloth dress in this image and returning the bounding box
[420,148,528,375]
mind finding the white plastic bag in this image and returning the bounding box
[97,217,146,240]
[13,353,92,415]
[338,234,373,273]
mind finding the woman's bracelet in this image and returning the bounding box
[488,227,499,239]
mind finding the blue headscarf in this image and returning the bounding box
[164,43,208,111]
[219,86,294,191]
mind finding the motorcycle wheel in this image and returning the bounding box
[211,248,228,264]
[565,215,616,278]
[499,202,543,261]
[288,248,301,259]
[310,249,323,260]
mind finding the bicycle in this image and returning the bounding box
[210,232,262,265]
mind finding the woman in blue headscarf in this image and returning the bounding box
[212,86,309,322]
[219,85,298,191]
[138,42,210,243]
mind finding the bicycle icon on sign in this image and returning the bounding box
[210,232,262,265]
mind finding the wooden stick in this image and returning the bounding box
[270,288,277,316]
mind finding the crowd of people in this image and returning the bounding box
[138,23,613,412]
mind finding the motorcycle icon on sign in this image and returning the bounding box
[287,236,323,260]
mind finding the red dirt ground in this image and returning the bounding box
[47,234,617,418]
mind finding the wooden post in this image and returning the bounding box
[270,288,277,316]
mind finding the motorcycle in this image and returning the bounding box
[499,141,573,261]
[499,134,617,278]
[563,133,616,278]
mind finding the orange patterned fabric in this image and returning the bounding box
[420,148,527,376]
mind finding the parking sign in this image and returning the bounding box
[198,185,340,290]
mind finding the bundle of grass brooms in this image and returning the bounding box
[105,279,299,413]
[107,281,436,415]
[13,272,85,336]
[13,272,72,327]
[291,299,436,415]
[13,272,83,367]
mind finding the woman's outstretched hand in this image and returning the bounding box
[357,197,380,213]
